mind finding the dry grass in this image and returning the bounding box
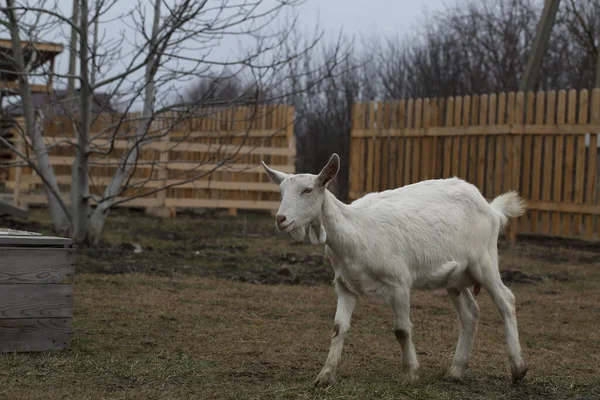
[1,210,599,399]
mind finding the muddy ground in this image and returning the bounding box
[2,209,600,399]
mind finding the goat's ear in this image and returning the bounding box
[317,153,340,187]
[261,161,288,184]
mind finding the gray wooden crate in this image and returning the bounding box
[0,229,75,353]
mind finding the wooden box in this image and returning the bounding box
[0,229,75,353]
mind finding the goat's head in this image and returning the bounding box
[261,153,340,243]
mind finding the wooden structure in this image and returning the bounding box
[4,105,295,215]
[0,38,63,94]
[0,229,74,353]
[0,38,63,184]
[350,88,600,242]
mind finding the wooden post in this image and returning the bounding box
[520,0,561,92]
[13,135,23,207]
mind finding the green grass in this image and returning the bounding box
[1,209,600,399]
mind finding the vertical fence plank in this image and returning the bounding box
[495,93,506,194]
[350,103,361,196]
[358,103,368,197]
[366,102,376,193]
[553,90,567,236]
[562,89,577,237]
[412,99,422,183]
[585,89,599,238]
[541,91,556,234]
[486,94,497,198]
[530,91,544,233]
[452,96,462,177]
[469,95,479,185]
[519,92,534,232]
[460,96,471,179]
[574,90,588,236]
[476,95,487,191]
[504,92,516,194]
[396,100,406,187]
[404,99,414,185]
[432,98,443,178]
[443,97,454,178]
[422,98,432,180]
[372,102,383,192]
[390,100,400,189]
[507,91,520,243]
[381,102,391,190]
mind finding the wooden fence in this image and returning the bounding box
[4,105,295,215]
[350,89,600,242]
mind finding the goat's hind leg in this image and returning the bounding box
[446,288,480,381]
[475,254,527,383]
[390,285,420,383]
[314,277,357,388]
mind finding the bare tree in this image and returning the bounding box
[1,0,348,244]
[293,0,598,203]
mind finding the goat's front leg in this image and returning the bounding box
[314,279,357,388]
[390,286,420,382]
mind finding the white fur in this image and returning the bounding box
[262,153,528,387]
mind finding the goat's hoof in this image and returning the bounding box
[314,368,335,388]
[511,362,528,383]
[402,369,419,384]
[445,364,466,382]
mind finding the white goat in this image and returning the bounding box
[261,153,528,387]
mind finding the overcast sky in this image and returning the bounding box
[45,0,449,79]
[295,0,447,38]
[6,0,450,108]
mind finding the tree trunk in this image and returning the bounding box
[88,0,162,244]
[71,0,91,243]
[4,0,71,234]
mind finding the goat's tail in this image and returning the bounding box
[490,191,527,230]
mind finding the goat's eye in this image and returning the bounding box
[302,188,313,195]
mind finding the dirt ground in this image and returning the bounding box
[1,209,600,399]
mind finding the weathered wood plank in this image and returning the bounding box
[422,98,432,180]
[552,90,567,236]
[0,248,75,284]
[573,90,588,235]
[0,284,73,319]
[443,97,454,178]
[412,99,422,183]
[541,91,556,233]
[452,97,462,177]
[530,91,544,233]
[0,235,73,247]
[520,92,534,232]
[460,96,471,179]
[562,89,577,237]
[0,318,71,353]
[586,89,600,237]
[358,104,368,192]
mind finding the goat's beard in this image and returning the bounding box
[286,220,326,246]
[287,221,327,246]
[308,220,327,245]
[288,226,306,242]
